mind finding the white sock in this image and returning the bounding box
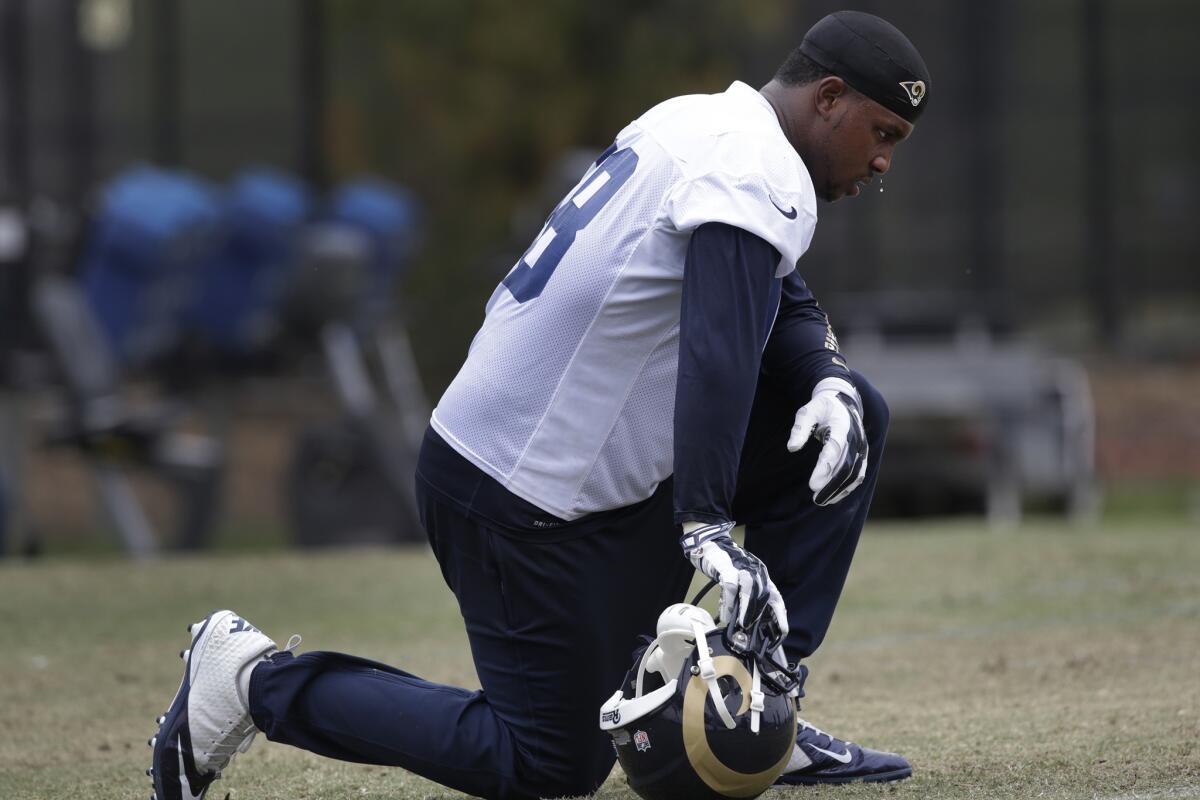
[785,742,814,773]
[235,656,267,711]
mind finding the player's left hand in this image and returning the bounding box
[788,377,868,506]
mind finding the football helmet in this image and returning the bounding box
[599,599,804,800]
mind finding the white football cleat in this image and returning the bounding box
[147,610,291,800]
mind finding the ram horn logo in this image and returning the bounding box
[682,655,796,796]
[900,80,926,107]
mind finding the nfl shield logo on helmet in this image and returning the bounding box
[634,730,651,752]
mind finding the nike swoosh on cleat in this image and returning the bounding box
[805,743,853,764]
[769,195,798,220]
[178,737,203,800]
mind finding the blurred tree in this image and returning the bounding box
[324,1,791,390]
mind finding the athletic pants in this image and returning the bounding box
[248,371,888,799]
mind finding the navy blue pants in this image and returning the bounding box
[249,371,888,799]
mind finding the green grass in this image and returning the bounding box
[2,519,1198,800]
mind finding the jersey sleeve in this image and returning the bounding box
[673,222,783,526]
[665,170,816,279]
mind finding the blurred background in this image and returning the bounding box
[0,0,1196,557]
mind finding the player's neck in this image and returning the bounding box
[759,80,813,161]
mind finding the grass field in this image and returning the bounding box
[2,519,1198,800]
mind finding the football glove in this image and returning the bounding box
[788,376,868,506]
[680,521,788,648]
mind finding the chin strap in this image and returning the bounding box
[635,628,692,699]
[634,635,663,700]
[750,660,765,733]
[633,622,735,731]
[692,619,737,730]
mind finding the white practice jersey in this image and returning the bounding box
[431,81,819,520]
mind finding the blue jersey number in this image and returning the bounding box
[503,146,639,303]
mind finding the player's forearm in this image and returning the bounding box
[760,272,854,406]
[672,222,781,525]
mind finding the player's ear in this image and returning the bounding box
[814,76,848,119]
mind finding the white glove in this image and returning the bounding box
[788,376,868,506]
[680,521,788,643]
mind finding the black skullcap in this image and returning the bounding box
[799,10,931,123]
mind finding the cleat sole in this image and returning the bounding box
[152,612,213,799]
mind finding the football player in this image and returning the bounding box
[148,11,930,800]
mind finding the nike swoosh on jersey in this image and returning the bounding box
[769,195,798,219]
[805,742,853,764]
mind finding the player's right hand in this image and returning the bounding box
[680,521,788,647]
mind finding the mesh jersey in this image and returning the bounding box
[431,81,819,520]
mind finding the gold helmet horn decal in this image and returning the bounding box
[681,655,797,797]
